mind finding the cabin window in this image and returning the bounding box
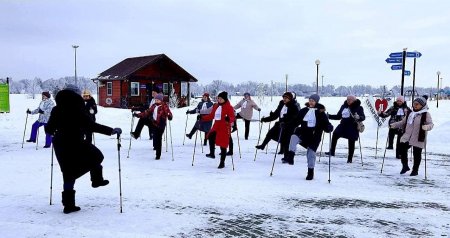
[163,83,169,95]
[131,82,139,96]
[107,82,112,96]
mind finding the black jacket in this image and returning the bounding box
[329,99,365,141]
[379,101,410,125]
[84,97,98,122]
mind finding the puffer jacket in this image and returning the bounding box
[379,101,411,125]
[328,99,365,141]
[31,99,55,123]
[390,109,433,149]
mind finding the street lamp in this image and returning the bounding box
[72,45,79,87]
[315,59,320,94]
[437,71,441,108]
[321,75,324,94]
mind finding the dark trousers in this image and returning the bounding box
[236,114,251,140]
[153,127,165,158]
[134,117,153,139]
[85,131,93,144]
[330,133,356,161]
[398,142,423,172]
[388,128,403,158]
[208,131,232,155]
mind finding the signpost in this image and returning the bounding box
[0,78,10,113]
[386,50,422,95]
[385,58,402,63]
[391,65,402,70]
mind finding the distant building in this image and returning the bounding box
[92,54,197,108]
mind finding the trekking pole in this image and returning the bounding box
[358,137,364,166]
[318,132,325,162]
[375,126,380,159]
[183,114,188,145]
[49,144,54,205]
[424,138,427,180]
[36,129,39,150]
[380,134,389,174]
[328,132,331,183]
[116,134,123,213]
[199,129,204,153]
[169,120,174,161]
[235,126,242,159]
[254,118,264,161]
[92,133,95,145]
[191,130,199,166]
[165,126,168,152]
[231,153,235,171]
[127,114,135,158]
[265,121,272,154]
[22,112,29,148]
[270,128,283,176]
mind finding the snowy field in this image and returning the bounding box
[0,94,449,238]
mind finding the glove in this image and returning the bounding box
[111,128,122,135]
[186,110,189,115]
[353,113,360,120]
[89,109,95,114]
[279,122,285,129]
[38,109,44,114]
[196,114,201,120]
[422,125,428,131]
[168,114,173,121]
[133,112,141,118]
[325,124,334,133]
[257,108,261,112]
[26,109,31,114]
[225,116,230,122]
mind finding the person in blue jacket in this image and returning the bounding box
[185,92,214,146]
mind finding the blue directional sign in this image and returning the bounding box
[389,52,403,58]
[385,58,403,63]
[391,64,403,70]
[404,70,411,76]
[406,52,422,58]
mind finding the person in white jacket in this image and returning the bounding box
[26,91,55,148]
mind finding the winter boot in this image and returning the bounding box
[306,168,314,180]
[186,127,196,139]
[218,148,226,169]
[410,156,421,176]
[26,139,36,143]
[206,143,215,158]
[255,144,265,150]
[282,151,295,165]
[90,166,109,188]
[400,157,410,174]
[203,138,208,146]
[62,190,81,214]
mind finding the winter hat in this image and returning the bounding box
[203,92,210,97]
[82,89,91,96]
[282,92,293,100]
[422,95,429,100]
[155,93,164,101]
[347,95,356,101]
[152,87,161,93]
[396,96,405,102]
[244,92,250,97]
[309,94,320,103]
[217,91,229,101]
[64,84,81,95]
[414,96,427,107]
[42,91,51,99]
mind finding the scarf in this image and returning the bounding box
[342,108,351,118]
[407,107,428,125]
[214,106,222,120]
[153,105,160,121]
[303,108,317,127]
[201,102,207,111]
[280,105,288,118]
[242,100,248,109]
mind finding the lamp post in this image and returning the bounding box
[315,59,320,94]
[72,45,79,87]
[321,75,324,94]
[437,71,441,108]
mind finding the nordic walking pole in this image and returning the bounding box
[116,134,123,213]
[165,126,168,152]
[199,129,204,153]
[49,144,54,205]
[92,133,95,146]
[22,112,29,148]
[270,127,283,176]
[266,121,272,154]
[235,126,242,159]
[424,138,428,180]
[254,117,264,161]
[328,132,331,183]
[36,129,39,150]
[358,137,364,166]
[127,114,135,158]
[380,134,389,174]
[231,153,235,171]
[183,114,188,145]
[191,130,199,166]
[169,120,174,161]
[375,126,380,159]
[318,132,325,162]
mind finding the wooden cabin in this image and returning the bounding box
[93,54,197,108]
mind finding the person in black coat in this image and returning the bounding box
[378,96,411,158]
[284,94,333,180]
[82,89,98,144]
[45,84,122,214]
[255,92,299,155]
[185,92,214,146]
[327,95,365,163]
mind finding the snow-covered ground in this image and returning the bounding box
[0,94,449,238]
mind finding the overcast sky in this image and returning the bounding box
[1,0,449,88]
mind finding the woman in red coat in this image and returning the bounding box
[202,91,235,169]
